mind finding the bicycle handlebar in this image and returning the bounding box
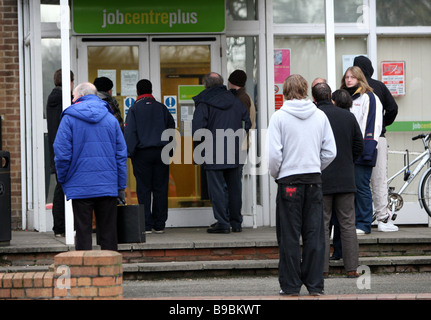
[412,134,428,141]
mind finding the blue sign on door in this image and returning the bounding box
[124,97,136,118]
[164,96,177,114]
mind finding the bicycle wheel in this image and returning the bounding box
[419,168,431,217]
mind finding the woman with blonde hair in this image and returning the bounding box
[341,66,382,235]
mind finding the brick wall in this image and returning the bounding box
[0,0,22,229]
[0,250,123,300]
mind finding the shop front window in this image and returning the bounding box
[226,36,260,207]
[226,0,257,20]
[41,3,60,23]
[273,36,367,92]
[377,0,431,26]
[273,0,366,24]
[158,44,212,209]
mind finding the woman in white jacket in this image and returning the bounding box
[341,66,382,235]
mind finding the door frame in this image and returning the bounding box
[149,35,223,227]
[75,35,227,227]
[149,35,223,100]
[76,36,150,85]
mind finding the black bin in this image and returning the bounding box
[0,151,11,246]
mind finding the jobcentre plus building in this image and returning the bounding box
[2,1,431,241]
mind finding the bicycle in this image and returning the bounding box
[375,133,431,223]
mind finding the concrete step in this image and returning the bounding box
[121,255,431,280]
[2,228,431,277]
[3,255,431,278]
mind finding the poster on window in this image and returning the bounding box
[274,84,283,110]
[381,61,406,96]
[274,49,291,84]
[274,49,290,110]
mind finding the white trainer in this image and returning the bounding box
[377,220,399,232]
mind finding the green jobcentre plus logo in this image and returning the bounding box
[72,0,225,34]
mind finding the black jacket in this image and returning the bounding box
[46,86,71,173]
[354,55,398,136]
[124,95,175,157]
[318,100,364,194]
[192,85,251,170]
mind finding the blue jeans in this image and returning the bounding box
[355,164,373,233]
[206,168,242,229]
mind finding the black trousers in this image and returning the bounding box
[276,183,325,294]
[52,174,65,235]
[131,147,169,231]
[72,197,118,251]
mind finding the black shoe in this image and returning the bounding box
[207,225,230,234]
[329,255,341,261]
[231,227,242,232]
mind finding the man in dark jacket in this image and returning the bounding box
[192,72,251,233]
[124,79,175,234]
[312,82,363,277]
[354,56,399,232]
[46,69,74,237]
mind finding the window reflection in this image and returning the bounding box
[226,0,257,20]
[273,0,366,24]
[377,0,431,26]
[41,4,60,23]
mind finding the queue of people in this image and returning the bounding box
[267,56,398,295]
[48,60,398,296]
[47,70,254,249]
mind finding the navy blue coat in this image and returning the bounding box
[192,85,251,170]
[124,95,175,157]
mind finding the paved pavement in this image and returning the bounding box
[3,225,431,251]
[2,226,431,302]
[123,273,431,300]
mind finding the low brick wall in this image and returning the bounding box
[0,250,123,300]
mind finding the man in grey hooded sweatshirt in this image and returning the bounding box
[267,74,336,296]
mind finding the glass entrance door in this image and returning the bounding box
[77,39,149,207]
[78,36,222,227]
[150,36,222,226]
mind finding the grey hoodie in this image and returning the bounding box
[267,99,336,180]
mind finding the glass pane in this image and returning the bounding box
[226,36,261,205]
[42,39,61,118]
[274,36,327,90]
[273,0,324,24]
[273,0,368,24]
[378,37,431,120]
[87,45,139,204]
[42,38,61,207]
[377,0,431,26]
[159,45,211,208]
[226,0,257,20]
[334,0,365,23]
[274,36,367,92]
[41,4,60,23]
[335,36,368,86]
